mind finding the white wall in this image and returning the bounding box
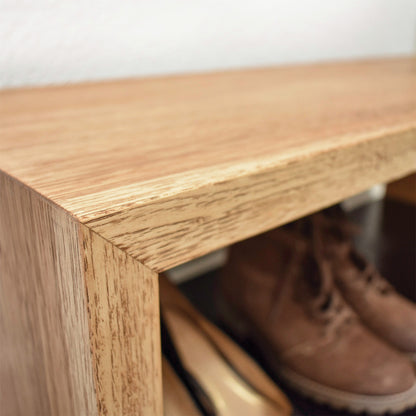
[1,0,415,88]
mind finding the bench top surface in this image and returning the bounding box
[1,58,415,269]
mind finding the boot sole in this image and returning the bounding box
[276,362,416,415]
[218,296,416,414]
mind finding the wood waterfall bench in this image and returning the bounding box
[1,57,415,416]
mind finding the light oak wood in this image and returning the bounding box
[0,172,163,416]
[81,226,162,416]
[88,129,415,271]
[1,58,416,415]
[0,173,98,416]
[1,58,415,271]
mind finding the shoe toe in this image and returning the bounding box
[365,346,416,395]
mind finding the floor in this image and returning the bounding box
[179,199,416,416]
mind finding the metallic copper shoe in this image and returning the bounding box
[160,274,293,416]
[310,206,416,361]
[220,227,416,414]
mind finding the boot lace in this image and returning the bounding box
[307,216,355,335]
[270,218,354,335]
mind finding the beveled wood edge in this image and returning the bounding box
[2,126,416,275]
[84,128,416,272]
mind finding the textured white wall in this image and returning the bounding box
[1,0,415,88]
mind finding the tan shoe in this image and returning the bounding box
[163,357,203,416]
[220,229,416,414]
[160,274,293,416]
[310,206,416,360]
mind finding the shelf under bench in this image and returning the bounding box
[1,57,415,416]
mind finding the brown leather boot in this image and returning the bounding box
[309,206,416,361]
[220,228,416,414]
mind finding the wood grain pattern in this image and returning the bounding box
[87,129,416,271]
[1,59,415,414]
[0,171,163,415]
[81,226,163,416]
[0,58,415,272]
[0,172,98,416]
[0,58,414,217]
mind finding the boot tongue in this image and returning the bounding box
[311,210,358,257]
[312,211,393,296]
[300,250,355,334]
